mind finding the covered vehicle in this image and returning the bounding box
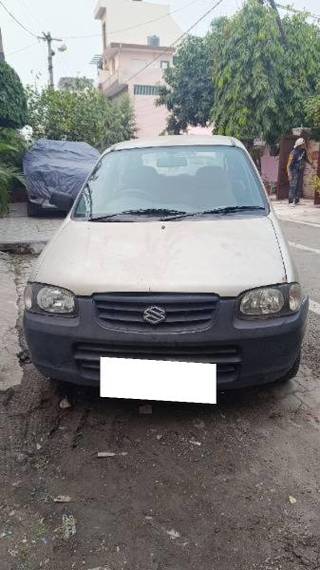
[24,135,308,390]
[23,139,100,216]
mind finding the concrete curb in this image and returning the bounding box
[0,240,47,255]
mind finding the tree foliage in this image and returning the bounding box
[283,15,320,129]
[104,95,137,146]
[305,84,320,138]
[213,1,320,144]
[157,32,217,133]
[0,61,27,129]
[0,133,26,216]
[58,76,94,91]
[0,127,26,165]
[26,86,136,151]
[158,0,320,143]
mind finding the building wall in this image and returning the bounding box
[119,47,172,83]
[94,0,182,137]
[261,147,279,186]
[303,140,319,199]
[132,93,168,137]
[95,0,182,46]
[103,47,173,137]
[126,50,173,137]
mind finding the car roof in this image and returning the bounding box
[105,135,244,153]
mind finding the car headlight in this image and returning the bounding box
[239,283,302,319]
[24,284,77,315]
[24,284,33,311]
[288,283,302,312]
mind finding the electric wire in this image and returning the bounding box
[64,0,210,40]
[123,0,225,85]
[0,0,38,37]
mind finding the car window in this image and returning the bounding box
[74,145,266,219]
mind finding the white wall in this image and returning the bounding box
[95,0,182,46]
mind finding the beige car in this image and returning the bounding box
[24,136,308,389]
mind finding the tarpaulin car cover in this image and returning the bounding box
[23,139,100,201]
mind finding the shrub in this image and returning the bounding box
[0,61,27,129]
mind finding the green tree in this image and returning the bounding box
[281,14,320,129]
[305,83,320,138]
[0,61,27,128]
[105,95,136,146]
[157,31,218,133]
[0,137,26,216]
[212,1,320,144]
[212,1,287,144]
[157,0,320,143]
[58,76,94,91]
[26,86,135,150]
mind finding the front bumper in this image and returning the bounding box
[24,295,309,390]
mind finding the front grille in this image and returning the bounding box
[73,342,241,384]
[93,293,219,332]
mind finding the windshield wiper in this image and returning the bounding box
[89,208,186,222]
[162,205,266,220]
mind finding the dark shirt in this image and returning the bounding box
[288,148,309,175]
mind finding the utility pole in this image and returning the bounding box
[0,27,5,61]
[39,32,63,89]
[268,0,287,46]
[258,1,287,45]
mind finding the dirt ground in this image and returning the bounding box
[1,243,320,570]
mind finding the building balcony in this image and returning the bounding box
[99,71,128,98]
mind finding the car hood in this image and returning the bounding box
[32,216,287,297]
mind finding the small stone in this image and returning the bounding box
[88,567,111,570]
[167,529,180,539]
[97,452,128,458]
[16,452,28,464]
[98,452,116,458]
[59,398,72,410]
[288,495,297,504]
[53,495,72,503]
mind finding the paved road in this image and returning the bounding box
[0,217,319,570]
[281,220,320,310]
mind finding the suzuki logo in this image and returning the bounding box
[143,305,166,325]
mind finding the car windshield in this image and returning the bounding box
[74,145,267,221]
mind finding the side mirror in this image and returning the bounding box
[50,191,74,212]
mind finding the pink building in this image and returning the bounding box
[94,0,182,138]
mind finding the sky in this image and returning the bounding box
[1,0,320,88]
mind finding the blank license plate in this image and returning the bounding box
[100,358,217,404]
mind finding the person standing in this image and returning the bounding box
[287,138,313,205]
